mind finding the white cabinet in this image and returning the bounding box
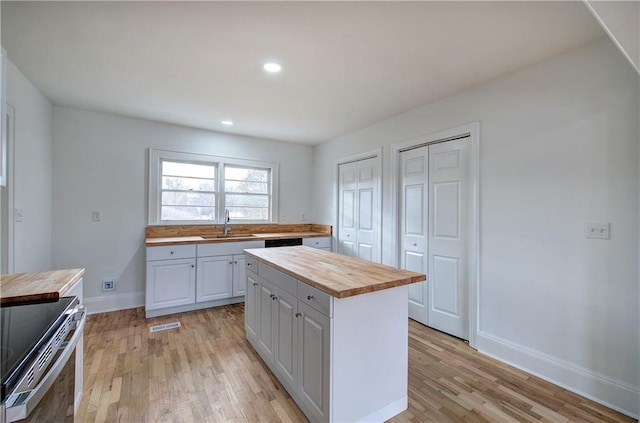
[197,240,263,302]
[232,254,247,296]
[245,260,260,342]
[303,236,332,251]
[146,244,197,314]
[146,240,263,318]
[245,252,409,423]
[297,300,330,422]
[245,259,330,421]
[197,255,233,302]
[257,279,276,362]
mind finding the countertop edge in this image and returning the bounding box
[243,249,426,299]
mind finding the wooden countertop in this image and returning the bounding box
[146,231,329,246]
[0,268,85,305]
[244,246,426,298]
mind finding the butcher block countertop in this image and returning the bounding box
[146,232,329,246]
[244,246,426,298]
[0,268,85,305]
[145,223,333,247]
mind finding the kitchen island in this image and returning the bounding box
[243,246,426,423]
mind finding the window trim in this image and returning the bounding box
[148,148,279,225]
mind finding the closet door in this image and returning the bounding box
[338,157,380,263]
[399,147,429,325]
[338,161,357,257]
[427,139,470,339]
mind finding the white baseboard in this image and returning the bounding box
[84,291,144,315]
[476,331,639,419]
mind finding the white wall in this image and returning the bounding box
[52,107,313,311]
[312,38,639,417]
[6,60,53,272]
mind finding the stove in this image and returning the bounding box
[1,296,85,422]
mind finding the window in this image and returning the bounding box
[149,149,278,224]
[224,166,271,220]
[160,160,216,221]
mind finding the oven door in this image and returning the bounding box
[5,308,86,423]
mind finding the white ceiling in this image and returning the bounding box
[2,1,604,144]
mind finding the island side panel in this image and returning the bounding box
[331,284,409,422]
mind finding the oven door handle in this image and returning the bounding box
[5,311,86,423]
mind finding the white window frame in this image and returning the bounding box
[148,149,279,225]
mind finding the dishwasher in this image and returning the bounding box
[264,238,303,248]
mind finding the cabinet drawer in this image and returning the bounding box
[298,281,332,317]
[198,240,264,257]
[258,262,297,296]
[245,256,258,272]
[302,237,331,249]
[147,244,196,261]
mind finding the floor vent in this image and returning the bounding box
[150,322,181,333]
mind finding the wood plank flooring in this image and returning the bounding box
[76,304,636,423]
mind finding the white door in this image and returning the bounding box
[355,158,378,262]
[399,146,429,325]
[338,161,357,257]
[428,139,470,339]
[338,157,380,262]
[399,138,471,339]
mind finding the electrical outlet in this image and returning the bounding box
[102,279,115,291]
[281,213,287,222]
[301,213,306,221]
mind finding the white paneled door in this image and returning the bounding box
[400,138,470,339]
[338,157,380,263]
[400,146,429,325]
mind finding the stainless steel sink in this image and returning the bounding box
[201,234,257,239]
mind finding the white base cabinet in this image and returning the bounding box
[303,236,332,251]
[146,245,197,313]
[245,253,408,423]
[146,241,263,317]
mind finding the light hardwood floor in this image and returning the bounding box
[76,304,636,423]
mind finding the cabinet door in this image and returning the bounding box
[297,302,330,422]
[245,270,259,342]
[197,255,233,302]
[273,289,298,392]
[257,280,276,363]
[146,259,196,310]
[232,254,247,297]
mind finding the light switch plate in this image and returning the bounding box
[91,210,102,222]
[585,222,610,239]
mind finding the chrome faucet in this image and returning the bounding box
[223,209,232,236]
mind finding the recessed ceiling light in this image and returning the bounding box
[221,120,234,126]
[263,62,282,73]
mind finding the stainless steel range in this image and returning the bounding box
[1,296,86,422]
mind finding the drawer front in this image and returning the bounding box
[302,237,331,249]
[298,281,332,317]
[245,256,258,273]
[147,244,196,261]
[258,262,297,296]
[198,240,264,257]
